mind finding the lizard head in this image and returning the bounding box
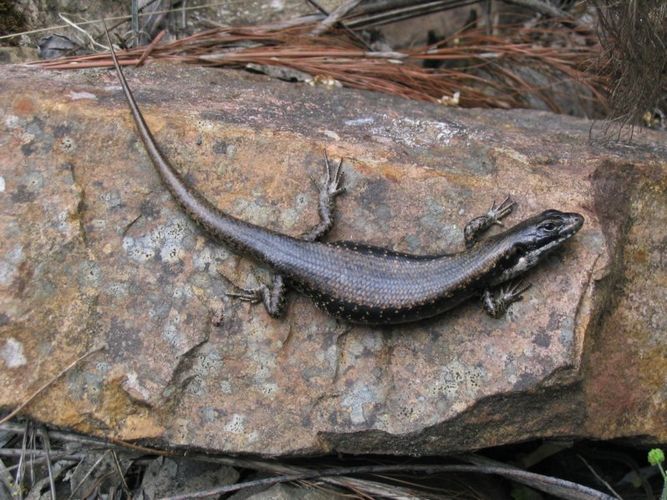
[516,209,584,252]
[494,209,584,283]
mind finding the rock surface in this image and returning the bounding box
[0,63,665,456]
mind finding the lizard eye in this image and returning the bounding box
[541,222,558,232]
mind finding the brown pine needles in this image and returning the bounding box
[32,20,606,114]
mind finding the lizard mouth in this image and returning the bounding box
[563,213,585,236]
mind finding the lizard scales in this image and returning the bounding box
[106,35,584,325]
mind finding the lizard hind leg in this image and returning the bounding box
[222,153,344,318]
[300,152,346,242]
[226,274,286,318]
[464,195,516,248]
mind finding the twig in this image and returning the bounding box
[181,0,188,29]
[136,29,167,66]
[110,450,131,497]
[592,0,667,132]
[578,455,623,500]
[67,450,110,500]
[79,470,118,499]
[158,463,616,500]
[38,426,56,500]
[320,475,425,499]
[28,423,36,486]
[24,461,72,500]
[0,449,86,461]
[0,421,175,457]
[5,456,159,473]
[345,0,482,28]
[0,344,106,426]
[0,2,232,40]
[14,421,29,494]
[305,0,372,49]
[58,13,109,51]
[311,0,362,36]
[0,459,15,498]
[4,421,405,498]
[131,0,140,43]
[503,0,569,17]
[0,420,615,500]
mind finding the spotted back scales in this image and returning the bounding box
[106,30,584,326]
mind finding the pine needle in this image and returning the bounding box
[31,20,605,114]
[0,344,106,426]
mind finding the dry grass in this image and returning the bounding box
[1,420,630,499]
[593,0,667,128]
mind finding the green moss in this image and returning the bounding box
[648,448,667,500]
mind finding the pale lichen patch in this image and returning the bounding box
[1,338,27,368]
[341,384,379,425]
[0,245,24,286]
[122,371,151,401]
[68,91,97,101]
[224,413,245,433]
[4,114,20,128]
[368,115,463,148]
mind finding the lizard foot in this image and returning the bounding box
[226,286,263,304]
[482,280,531,318]
[464,195,517,248]
[323,151,346,198]
[487,195,516,224]
[301,152,346,242]
[225,274,286,318]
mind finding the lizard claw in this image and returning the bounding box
[226,287,263,303]
[224,266,268,303]
[464,195,517,248]
[488,195,516,225]
[300,152,347,242]
[225,274,286,318]
[324,151,346,197]
[482,280,531,318]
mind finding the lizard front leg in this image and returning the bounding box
[482,281,531,318]
[301,152,346,242]
[225,154,345,316]
[467,198,534,318]
[464,195,516,248]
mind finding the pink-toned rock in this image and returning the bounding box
[0,63,664,455]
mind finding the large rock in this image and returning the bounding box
[0,63,664,455]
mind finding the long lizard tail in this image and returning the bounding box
[103,24,277,256]
[104,24,203,214]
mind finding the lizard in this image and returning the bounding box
[105,30,584,326]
